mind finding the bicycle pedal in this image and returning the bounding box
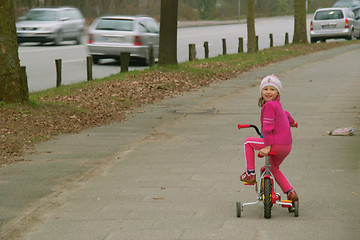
[244,181,256,185]
[281,200,292,208]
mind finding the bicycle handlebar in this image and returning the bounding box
[238,123,298,136]
[238,124,262,136]
[237,124,251,129]
[238,123,298,158]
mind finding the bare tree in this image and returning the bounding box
[293,0,308,43]
[247,0,256,53]
[158,0,178,66]
[0,0,28,103]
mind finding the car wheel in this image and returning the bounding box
[75,30,83,45]
[54,30,63,46]
[92,55,100,64]
[141,57,149,66]
[310,37,316,43]
[347,30,355,40]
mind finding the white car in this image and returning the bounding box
[16,7,85,45]
[354,8,360,38]
[333,0,360,9]
[86,15,159,66]
[310,7,356,43]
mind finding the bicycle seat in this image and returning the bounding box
[257,151,278,158]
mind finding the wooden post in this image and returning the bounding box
[222,38,227,55]
[189,44,196,61]
[238,37,243,53]
[203,41,209,59]
[269,33,273,48]
[148,46,155,67]
[86,56,93,81]
[285,32,289,45]
[55,59,62,87]
[256,36,259,52]
[120,52,130,72]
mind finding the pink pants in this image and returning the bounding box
[243,137,293,193]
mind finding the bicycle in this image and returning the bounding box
[236,124,299,219]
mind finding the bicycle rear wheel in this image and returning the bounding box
[264,178,272,219]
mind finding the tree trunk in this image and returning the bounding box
[293,0,308,44]
[247,0,257,54]
[0,0,29,103]
[158,0,178,66]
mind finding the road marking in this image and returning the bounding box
[62,59,84,63]
[19,45,84,53]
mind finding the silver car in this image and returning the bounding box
[333,0,360,9]
[86,15,159,65]
[310,7,356,43]
[16,7,85,45]
[354,8,360,38]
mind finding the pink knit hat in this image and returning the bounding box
[260,75,282,95]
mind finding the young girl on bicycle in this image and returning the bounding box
[239,75,298,204]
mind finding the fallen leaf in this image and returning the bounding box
[153,196,164,200]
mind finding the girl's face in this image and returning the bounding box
[262,86,279,103]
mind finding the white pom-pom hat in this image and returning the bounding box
[260,75,282,95]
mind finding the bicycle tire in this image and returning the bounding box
[264,178,272,219]
[294,201,299,217]
[236,202,242,218]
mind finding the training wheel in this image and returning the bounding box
[294,201,299,217]
[236,202,242,218]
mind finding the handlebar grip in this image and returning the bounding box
[257,151,278,158]
[238,124,251,129]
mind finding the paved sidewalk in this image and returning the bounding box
[1,43,360,240]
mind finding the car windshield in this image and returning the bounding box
[96,19,133,31]
[315,10,344,20]
[25,10,58,21]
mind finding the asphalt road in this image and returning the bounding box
[1,43,359,240]
[19,15,313,92]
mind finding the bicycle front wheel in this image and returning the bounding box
[264,178,272,219]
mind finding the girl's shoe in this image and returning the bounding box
[287,190,299,202]
[240,171,256,184]
[287,190,299,212]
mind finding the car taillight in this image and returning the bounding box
[345,18,349,28]
[310,21,313,31]
[88,34,93,44]
[134,36,142,46]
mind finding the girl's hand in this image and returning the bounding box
[259,146,271,156]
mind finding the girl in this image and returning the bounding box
[239,75,298,204]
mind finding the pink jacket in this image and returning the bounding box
[260,100,295,146]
